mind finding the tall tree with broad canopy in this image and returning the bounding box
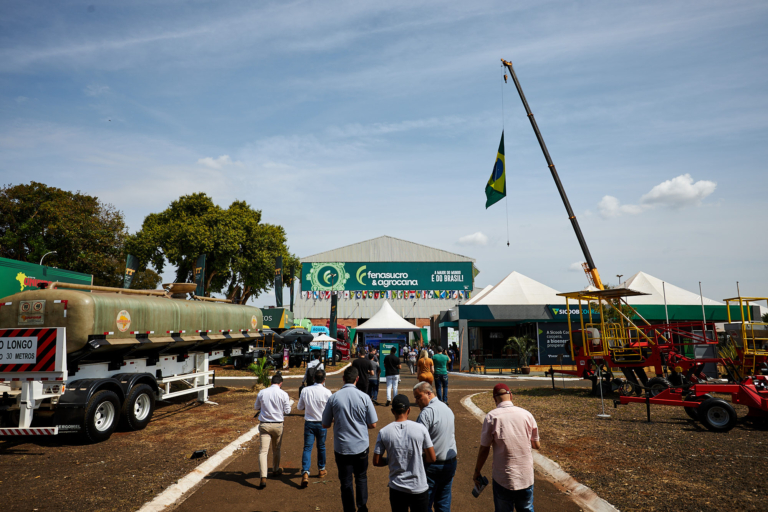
[126,193,297,304]
[0,182,129,287]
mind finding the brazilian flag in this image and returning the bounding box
[485,131,506,208]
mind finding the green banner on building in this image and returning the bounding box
[301,262,473,292]
[0,257,93,300]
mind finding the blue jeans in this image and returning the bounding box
[434,374,448,403]
[302,421,327,475]
[368,380,379,401]
[425,457,456,512]
[492,480,534,512]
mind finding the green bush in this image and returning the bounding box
[248,357,272,387]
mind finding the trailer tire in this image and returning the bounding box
[698,398,737,432]
[683,394,712,421]
[333,350,343,364]
[121,384,155,431]
[83,390,120,443]
[647,377,671,397]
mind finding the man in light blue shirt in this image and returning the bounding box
[414,381,457,512]
[373,394,436,512]
[322,366,378,512]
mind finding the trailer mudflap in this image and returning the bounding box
[0,427,58,435]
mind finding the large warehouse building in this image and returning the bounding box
[294,236,478,331]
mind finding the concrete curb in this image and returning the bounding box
[136,425,261,512]
[216,363,350,381]
[448,372,579,381]
[460,393,620,512]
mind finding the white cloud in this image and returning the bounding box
[457,231,488,246]
[569,262,583,272]
[640,173,717,208]
[196,154,242,169]
[598,174,716,218]
[597,195,648,218]
[84,84,110,96]
[15,96,27,103]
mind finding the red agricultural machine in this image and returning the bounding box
[544,289,768,431]
[544,288,723,394]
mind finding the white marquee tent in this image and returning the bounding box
[620,271,722,305]
[470,271,562,305]
[355,301,421,332]
[465,284,494,305]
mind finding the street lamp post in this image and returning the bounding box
[616,274,623,287]
[40,251,57,266]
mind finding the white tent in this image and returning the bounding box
[311,333,337,342]
[620,271,722,305]
[355,301,421,332]
[465,285,494,305]
[471,271,561,305]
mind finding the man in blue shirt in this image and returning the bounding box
[373,394,436,512]
[322,366,378,512]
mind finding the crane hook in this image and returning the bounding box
[503,74,508,83]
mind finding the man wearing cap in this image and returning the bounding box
[413,381,456,512]
[473,383,540,512]
[373,394,436,512]
[322,365,378,512]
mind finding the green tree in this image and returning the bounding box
[126,193,296,304]
[128,268,163,290]
[0,182,127,287]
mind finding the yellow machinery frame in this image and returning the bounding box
[559,289,663,363]
[724,297,768,373]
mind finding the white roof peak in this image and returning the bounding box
[472,271,561,305]
[622,271,722,305]
[355,301,421,332]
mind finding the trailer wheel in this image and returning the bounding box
[83,390,120,443]
[698,398,737,432]
[333,350,342,364]
[683,394,712,421]
[647,377,671,397]
[614,378,635,396]
[121,384,155,431]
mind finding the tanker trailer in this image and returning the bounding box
[0,282,265,442]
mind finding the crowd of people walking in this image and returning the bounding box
[253,342,540,512]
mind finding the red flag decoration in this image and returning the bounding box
[374,291,379,299]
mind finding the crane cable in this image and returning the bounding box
[501,64,510,247]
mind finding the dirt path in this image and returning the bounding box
[174,374,582,512]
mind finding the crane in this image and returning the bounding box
[501,58,604,290]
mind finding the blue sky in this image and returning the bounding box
[1,0,767,305]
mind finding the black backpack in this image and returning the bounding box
[306,367,317,386]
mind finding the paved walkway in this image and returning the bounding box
[176,373,587,512]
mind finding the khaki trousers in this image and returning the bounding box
[258,422,284,478]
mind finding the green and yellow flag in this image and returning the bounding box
[485,131,506,208]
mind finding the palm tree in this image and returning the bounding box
[504,335,536,368]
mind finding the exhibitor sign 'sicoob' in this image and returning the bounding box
[301,262,473,291]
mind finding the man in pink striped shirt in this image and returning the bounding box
[473,383,540,512]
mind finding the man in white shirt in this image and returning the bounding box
[297,369,332,488]
[373,394,436,512]
[253,373,292,488]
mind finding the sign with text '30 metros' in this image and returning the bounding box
[301,262,473,291]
